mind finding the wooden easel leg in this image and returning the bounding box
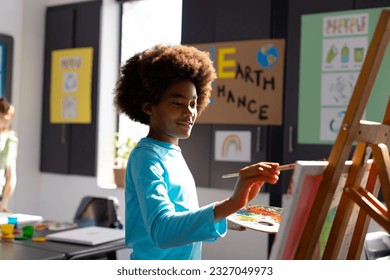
[345,143,390,236]
[372,143,390,210]
[322,142,369,259]
[347,163,380,259]
[346,187,390,232]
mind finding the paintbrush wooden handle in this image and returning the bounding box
[222,163,295,179]
[277,163,295,171]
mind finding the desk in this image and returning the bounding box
[14,238,126,260]
[0,240,65,260]
[1,226,126,260]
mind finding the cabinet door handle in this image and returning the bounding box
[256,126,262,153]
[288,125,293,153]
[61,125,66,144]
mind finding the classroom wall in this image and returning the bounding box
[1,0,383,260]
[0,0,271,260]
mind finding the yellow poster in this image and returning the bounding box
[50,47,93,123]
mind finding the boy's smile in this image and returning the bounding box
[144,79,198,145]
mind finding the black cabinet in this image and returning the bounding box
[40,1,101,176]
[281,0,355,191]
[182,0,390,256]
[181,0,283,191]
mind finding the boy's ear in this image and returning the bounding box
[142,103,152,115]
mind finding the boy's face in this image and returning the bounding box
[0,114,12,133]
[144,79,198,145]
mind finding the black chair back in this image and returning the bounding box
[73,196,123,229]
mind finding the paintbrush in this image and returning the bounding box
[221,163,296,179]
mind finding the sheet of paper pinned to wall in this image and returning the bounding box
[214,130,251,162]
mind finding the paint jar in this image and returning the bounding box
[1,224,15,239]
[22,225,35,239]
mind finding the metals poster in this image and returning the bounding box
[193,39,285,125]
[50,47,93,123]
[299,8,390,144]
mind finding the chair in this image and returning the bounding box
[73,196,124,259]
[74,196,123,230]
[364,231,390,260]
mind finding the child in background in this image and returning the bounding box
[0,97,18,212]
[114,44,280,260]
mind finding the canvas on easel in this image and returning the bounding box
[291,9,390,260]
[269,160,374,259]
[269,161,327,260]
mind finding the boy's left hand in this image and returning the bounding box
[227,220,246,231]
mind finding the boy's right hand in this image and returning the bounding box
[231,162,280,210]
[214,162,280,222]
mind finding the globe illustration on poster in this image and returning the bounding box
[257,44,279,68]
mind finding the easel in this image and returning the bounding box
[294,9,390,260]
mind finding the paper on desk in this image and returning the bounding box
[0,212,43,225]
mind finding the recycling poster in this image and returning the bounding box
[299,8,390,144]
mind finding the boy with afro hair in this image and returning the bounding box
[114,44,280,260]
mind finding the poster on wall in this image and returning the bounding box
[193,39,285,125]
[50,47,93,123]
[299,8,390,144]
[214,130,251,162]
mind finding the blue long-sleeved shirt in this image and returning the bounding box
[125,137,227,260]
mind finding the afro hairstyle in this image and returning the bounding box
[114,44,217,125]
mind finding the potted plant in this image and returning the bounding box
[113,133,137,188]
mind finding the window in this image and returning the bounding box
[118,0,183,145]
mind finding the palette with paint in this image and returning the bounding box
[227,204,283,233]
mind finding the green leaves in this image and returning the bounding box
[114,133,137,168]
